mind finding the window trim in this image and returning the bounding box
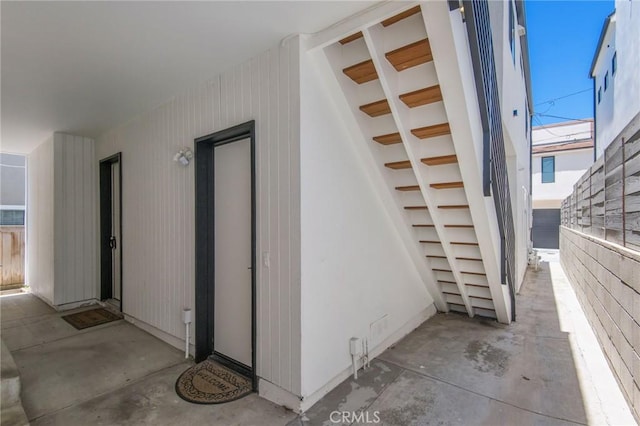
[541,156,555,183]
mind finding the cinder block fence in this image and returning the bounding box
[560,117,640,418]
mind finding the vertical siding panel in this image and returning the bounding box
[95,44,300,394]
[257,51,271,380]
[278,44,292,390]
[289,39,302,396]
[268,49,281,384]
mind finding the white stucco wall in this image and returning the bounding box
[489,0,532,288]
[299,46,437,405]
[0,154,26,208]
[532,148,594,209]
[592,1,640,158]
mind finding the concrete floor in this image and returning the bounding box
[289,251,636,426]
[0,294,295,425]
[1,253,635,425]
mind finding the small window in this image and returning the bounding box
[604,71,609,91]
[541,156,555,183]
[612,52,617,75]
[0,210,25,226]
[598,87,602,104]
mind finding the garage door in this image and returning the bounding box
[532,209,560,249]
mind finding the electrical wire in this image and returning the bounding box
[534,88,592,107]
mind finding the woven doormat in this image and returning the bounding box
[175,360,252,404]
[62,308,122,330]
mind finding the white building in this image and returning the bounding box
[0,154,26,226]
[590,1,640,159]
[2,2,532,412]
[531,120,594,248]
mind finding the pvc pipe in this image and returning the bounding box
[182,308,192,359]
[185,323,190,358]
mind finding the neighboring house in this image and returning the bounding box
[590,1,640,159]
[0,153,26,288]
[0,153,26,225]
[531,120,594,248]
[2,2,532,412]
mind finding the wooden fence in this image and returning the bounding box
[561,115,640,250]
[0,226,25,288]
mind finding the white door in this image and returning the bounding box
[111,162,121,302]
[213,138,252,367]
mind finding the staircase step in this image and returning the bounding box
[430,181,463,189]
[404,206,428,210]
[400,85,442,108]
[438,280,457,285]
[414,225,435,228]
[419,240,441,244]
[411,123,451,139]
[421,155,458,166]
[373,132,402,145]
[381,5,421,27]
[444,224,473,228]
[457,257,482,261]
[360,99,391,117]
[339,32,363,45]
[385,160,412,170]
[461,271,486,276]
[448,303,467,313]
[343,59,378,84]
[433,268,452,273]
[443,291,461,296]
[427,255,446,258]
[450,241,479,246]
[466,283,489,288]
[385,39,432,71]
[396,185,420,191]
[438,204,469,209]
[475,307,497,319]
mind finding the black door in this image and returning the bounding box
[532,208,561,249]
[99,153,123,310]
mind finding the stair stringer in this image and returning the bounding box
[362,27,475,317]
[309,45,448,312]
[420,1,511,323]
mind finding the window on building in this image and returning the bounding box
[604,71,609,91]
[541,156,555,183]
[0,210,25,226]
[598,87,602,104]
[612,52,617,75]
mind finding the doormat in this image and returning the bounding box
[61,308,122,330]
[175,359,252,404]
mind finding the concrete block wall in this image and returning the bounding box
[560,226,640,419]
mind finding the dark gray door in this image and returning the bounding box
[532,209,561,249]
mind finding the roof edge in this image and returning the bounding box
[589,10,616,77]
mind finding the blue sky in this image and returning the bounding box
[525,0,614,125]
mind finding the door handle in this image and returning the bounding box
[109,236,117,250]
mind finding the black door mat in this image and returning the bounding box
[61,307,122,330]
[175,359,252,404]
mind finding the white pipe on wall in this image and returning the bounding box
[182,308,192,359]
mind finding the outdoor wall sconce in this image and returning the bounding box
[173,148,193,166]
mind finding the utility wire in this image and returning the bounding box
[535,113,593,123]
[534,88,592,107]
